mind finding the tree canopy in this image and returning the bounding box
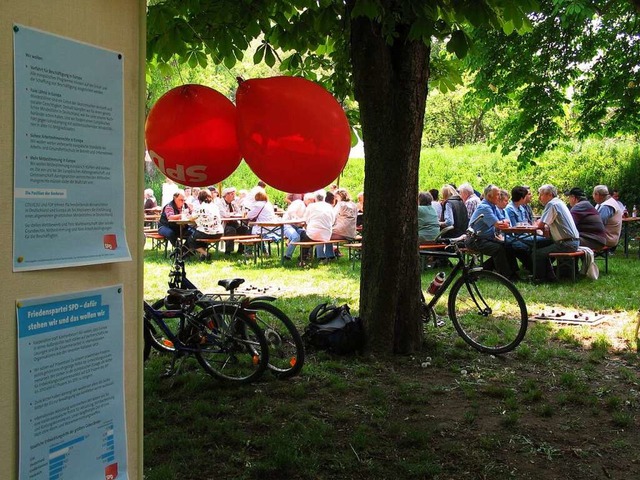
[467,0,640,162]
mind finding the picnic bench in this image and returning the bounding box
[290,239,344,265]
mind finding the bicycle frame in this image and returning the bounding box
[143,300,203,355]
[420,246,483,310]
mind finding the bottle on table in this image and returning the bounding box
[633,205,637,218]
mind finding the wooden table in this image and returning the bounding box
[621,216,640,257]
[169,218,196,259]
[249,219,304,264]
[501,225,542,280]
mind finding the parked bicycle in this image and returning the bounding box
[420,223,528,354]
[144,246,305,379]
[143,288,269,384]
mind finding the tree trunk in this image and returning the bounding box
[348,4,431,355]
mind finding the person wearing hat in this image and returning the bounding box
[566,187,606,250]
[216,186,249,254]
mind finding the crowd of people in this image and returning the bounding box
[148,177,625,277]
[418,183,625,282]
[151,181,364,263]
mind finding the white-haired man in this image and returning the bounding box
[532,184,580,282]
[458,183,481,218]
[593,185,622,248]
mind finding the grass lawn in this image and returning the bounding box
[143,241,640,480]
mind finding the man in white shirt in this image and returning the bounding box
[282,193,315,260]
[532,184,580,282]
[300,192,335,261]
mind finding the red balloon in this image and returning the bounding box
[145,84,241,187]
[236,76,351,193]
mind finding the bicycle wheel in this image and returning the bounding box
[144,299,179,355]
[448,270,528,354]
[248,301,305,379]
[195,305,269,384]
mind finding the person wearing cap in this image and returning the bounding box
[566,187,606,250]
[532,184,580,282]
[216,186,249,255]
[593,185,623,248]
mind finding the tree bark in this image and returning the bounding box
[348,2,430,354]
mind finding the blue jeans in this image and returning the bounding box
[283,225,301,258]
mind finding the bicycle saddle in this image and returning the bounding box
[218,278,245,291]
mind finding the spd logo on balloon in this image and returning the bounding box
[145,84,241,187]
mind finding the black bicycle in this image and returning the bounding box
[143,288,269,384]
[420,226,528,354]
[144,248,305,379]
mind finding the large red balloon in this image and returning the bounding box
[145,84,241,187]
[236,76,351,193]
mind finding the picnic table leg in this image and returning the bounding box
[624,222,629,257]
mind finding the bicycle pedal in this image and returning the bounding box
[435,320,445,328]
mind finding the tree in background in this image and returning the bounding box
[467,0,640,163]
[147,0,538,355]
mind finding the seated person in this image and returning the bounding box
[458,183,481,218]
[158,190,192,247]
[247,190,279,241]
[466,185,518,280]
[356,191,364,227]
[504,186,530,226]
[532,184,580,282]
[282,193,315,261]
[497,189,533,272]
[331,188,359,257]
[144,188,157,211]
[439,184,469,238]
[429,188,442,220]
[300,192,335,261]
[567,187,606,250]
[187,190,224,260]
[216,187,249,255]
[593,185,623,249]
[417,191,440,243]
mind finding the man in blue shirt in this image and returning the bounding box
[467,185,519,280]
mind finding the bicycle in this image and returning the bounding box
[143,288,269,384]
[145,245,305,379]
[420,225,528,354]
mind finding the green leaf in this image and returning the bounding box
[264,46,276,67]
[223,55,236,69]
[253,45,265,64]
[502,20,515,36]
[446,30,468,59]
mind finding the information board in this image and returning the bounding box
[13,25,131,271]
[16,286,128,480]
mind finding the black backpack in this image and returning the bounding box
[303,303,364,354]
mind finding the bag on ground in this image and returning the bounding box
[303,303,364,354]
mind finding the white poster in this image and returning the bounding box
[13,25,131,271]
[16,286,128,480]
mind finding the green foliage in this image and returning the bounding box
[467,0,640,163]
[415,139,640,209]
